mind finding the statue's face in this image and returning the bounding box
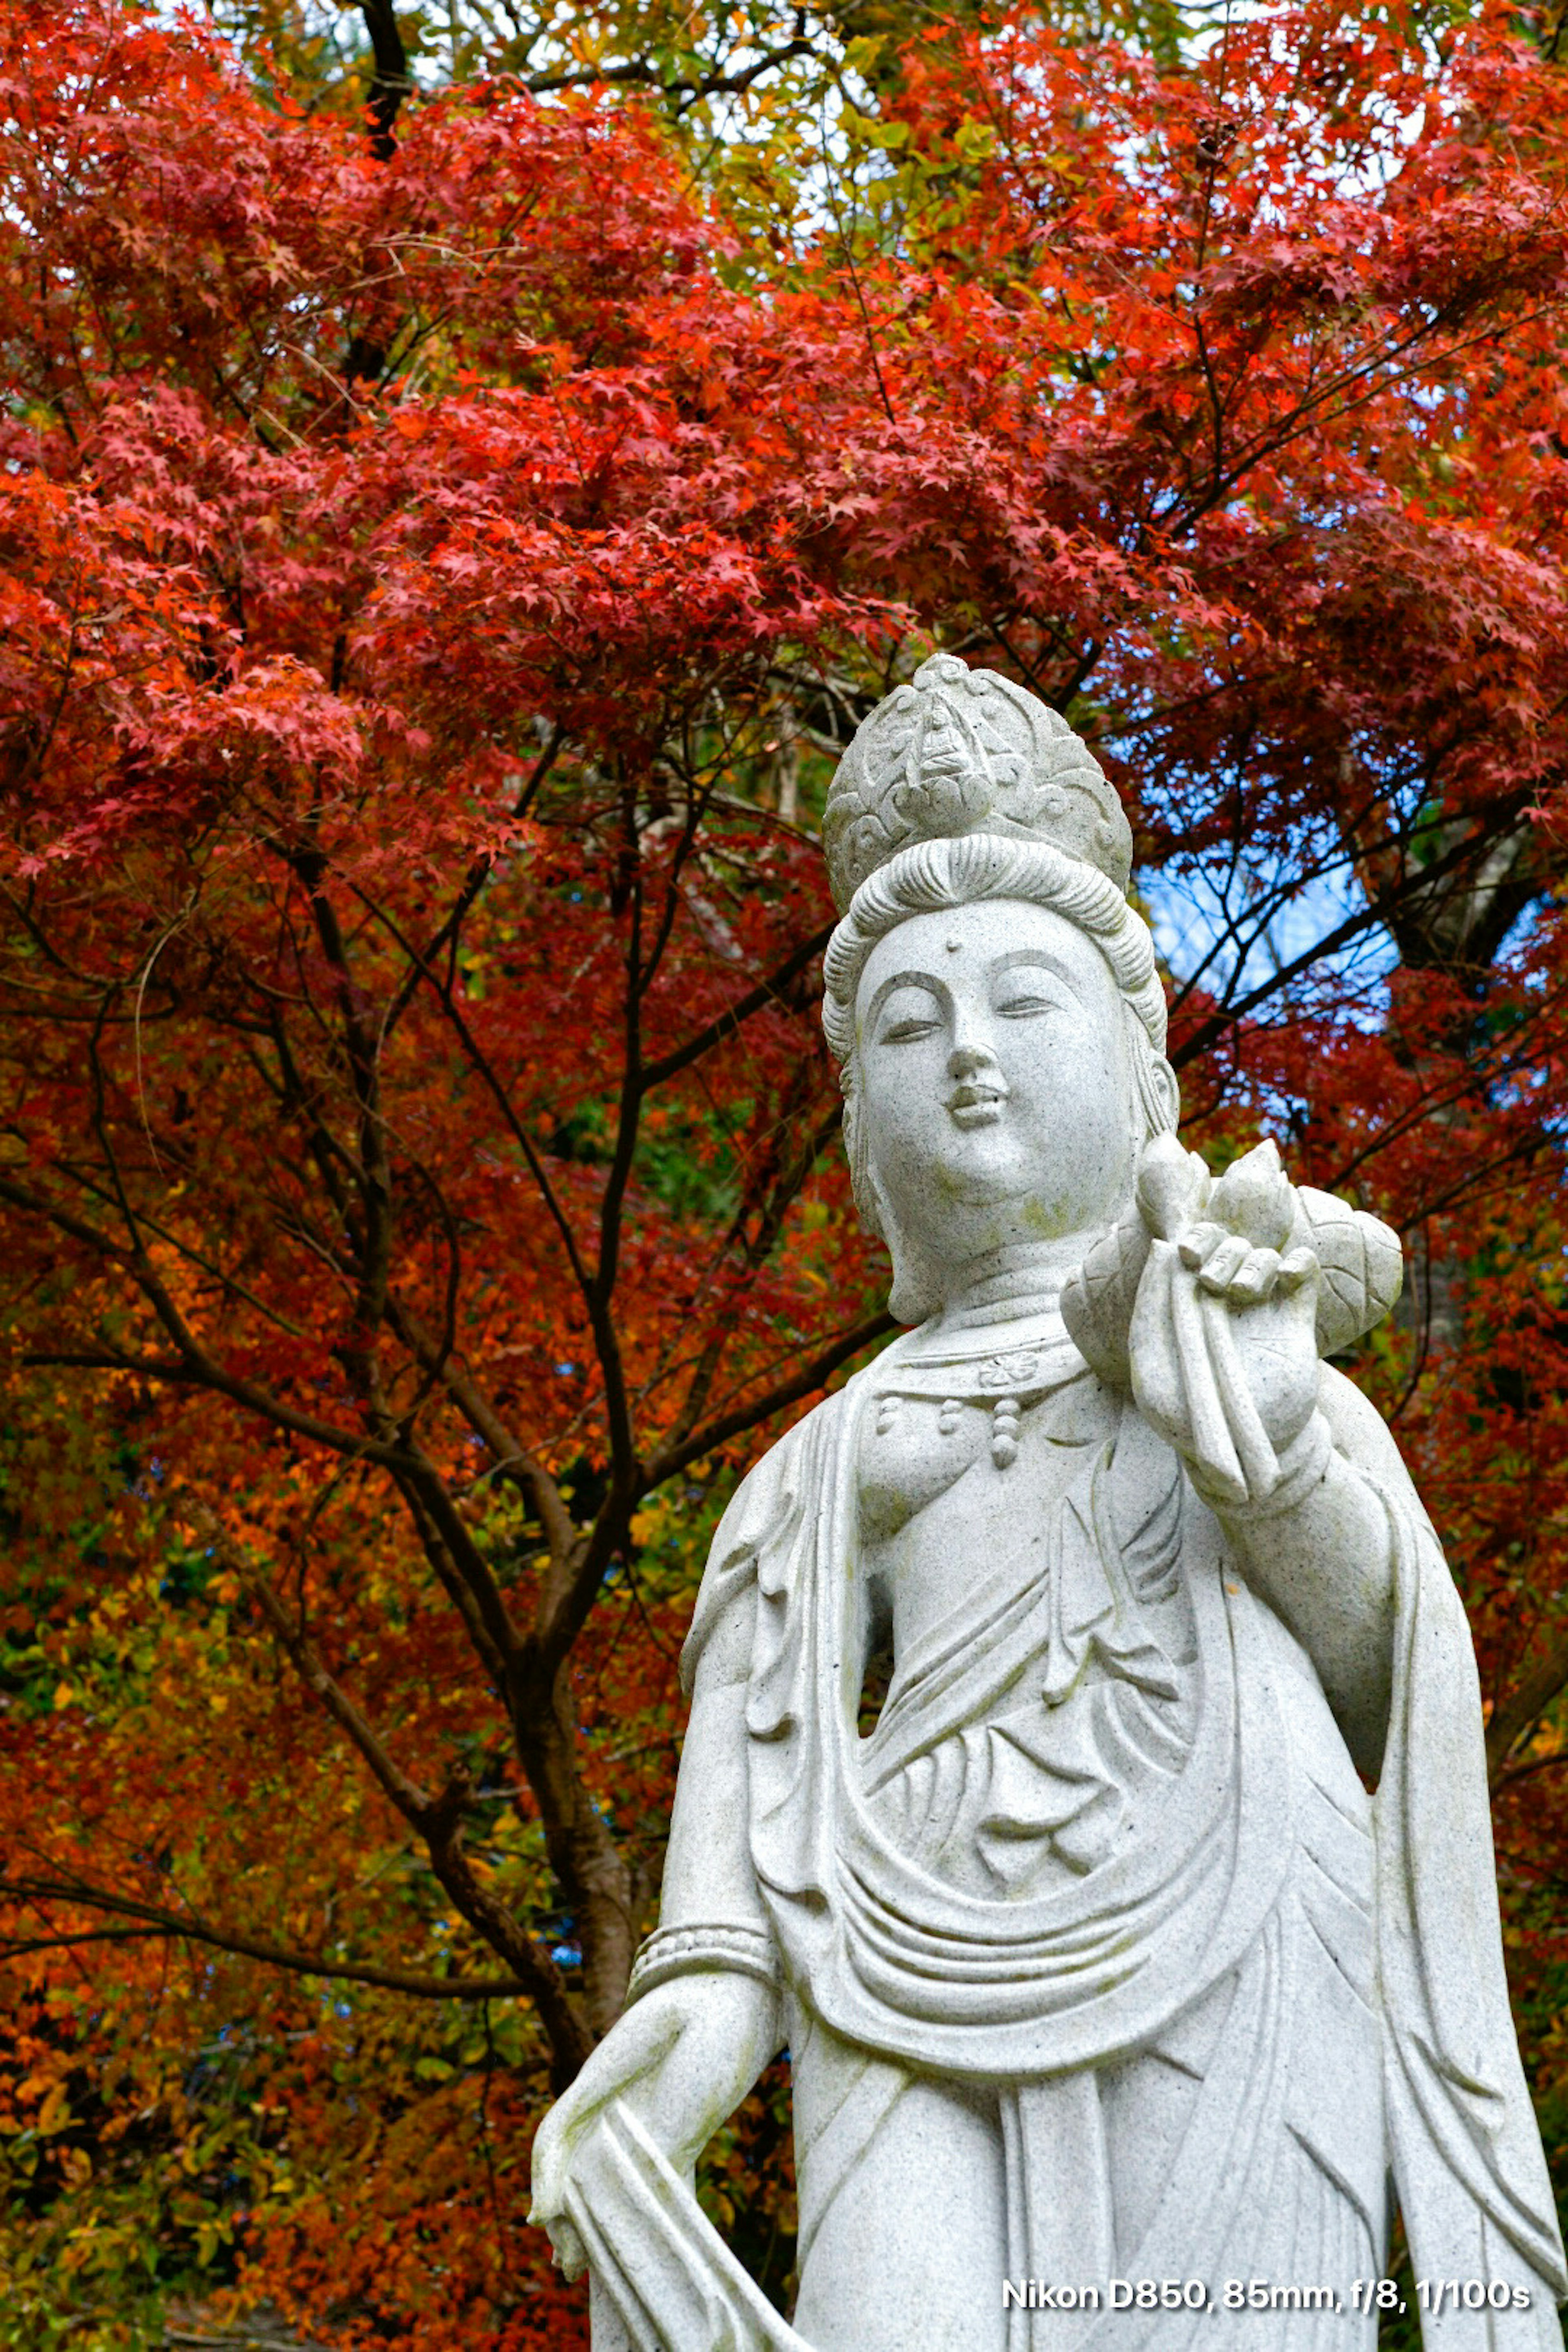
[854,899,1135,1274]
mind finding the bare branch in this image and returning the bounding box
[1171,805,1535,1067]
[183,1504,590,2073]
[638,919,833,1094]
[0,1898,532,2001]
[1487,1627,1568,1791]
[646,1309,893,1486]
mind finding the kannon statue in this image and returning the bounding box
[531,658,1567,2350]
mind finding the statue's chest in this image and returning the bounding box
[856,1361,1116,1547]
[849,1356,1196,1894]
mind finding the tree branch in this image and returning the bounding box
[0,1897,533,2001]
[645,1309,893,1486]
[386,1294,575,1565]
[185,1504,591,2076]
[1170,806,1534,1067]
[1487,1627,1568,1791]
[521,34,818,101]
[637,919,833,1094]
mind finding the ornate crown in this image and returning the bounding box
[822,655,1133,916]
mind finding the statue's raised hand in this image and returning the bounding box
[1063,1138,1405,1500]
[1124,1136,1322,1511]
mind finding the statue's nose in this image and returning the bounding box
[949,1038,998,1080]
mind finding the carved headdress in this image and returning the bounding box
[822,653,1133,918]
[820,656,1164,1091]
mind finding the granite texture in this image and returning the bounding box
[531,661,1567,2350]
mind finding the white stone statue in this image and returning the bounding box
[531,657,1567,2349]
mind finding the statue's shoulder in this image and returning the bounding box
[680,1388,853,1696]
[723,1384,852,1525]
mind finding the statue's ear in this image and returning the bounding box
[1146,1056,1180,1134]
[1130,1032,1181,1143]
[872,1186,943,1325]
[842,1096,884,1241]
[887,1246,942,1327]
[850,1115,940,1325]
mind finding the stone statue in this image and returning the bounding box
[531,658,1567,2349]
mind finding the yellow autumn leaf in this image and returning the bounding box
[36,2084,71,2136]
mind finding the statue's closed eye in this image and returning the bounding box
[873,984,946,1043]
[994,989,1067,1020]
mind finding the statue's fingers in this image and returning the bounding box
[1226,1245,1282,1303]
[1177,1218,1228,1271]
[542,2209,588,2280]
[1276,1246,1318,1294]
[1196,1232,1250,1291]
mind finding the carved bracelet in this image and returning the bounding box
[626,1920,782,2005]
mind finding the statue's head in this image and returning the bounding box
[821,655,1178,1321]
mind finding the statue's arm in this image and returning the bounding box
[1098,1137,1415,1783]
[605,1590,783,2148]
[530,1551,783,2273]
[1210,1364,1403,1782]
[659,1580,771,1930]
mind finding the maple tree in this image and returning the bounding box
[2,0,1568,2340]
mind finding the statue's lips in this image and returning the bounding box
[947,1084,1008,1128]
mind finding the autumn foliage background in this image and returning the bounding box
[2,0,1568,2338]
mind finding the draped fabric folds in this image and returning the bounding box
[572,1334,1567,2350]
[729,1374,1295,2076]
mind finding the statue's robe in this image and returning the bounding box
[566,1325,1567,2352]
